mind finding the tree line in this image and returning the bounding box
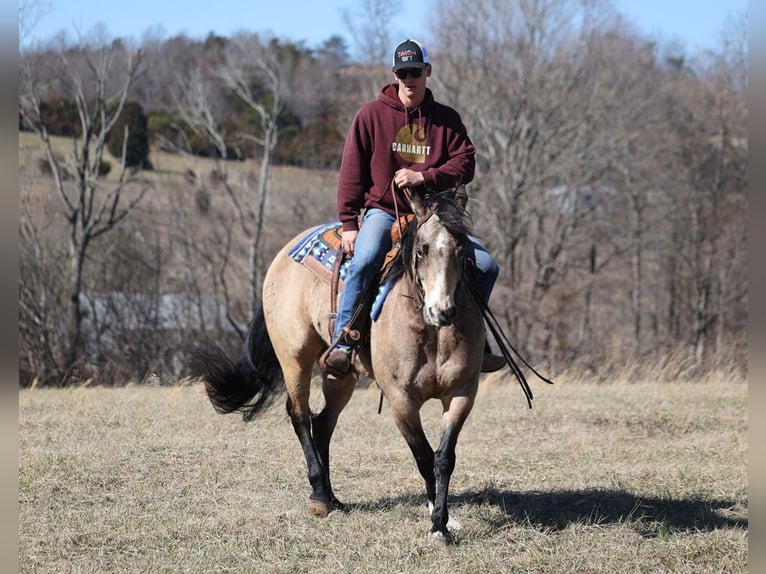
[18,0,748,386]
[20,32,352,169]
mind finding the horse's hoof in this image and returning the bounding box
[428,530,453,546]
[308,498,334,518]
[307,497,345,518]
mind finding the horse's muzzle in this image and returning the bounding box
[424,305,456,327]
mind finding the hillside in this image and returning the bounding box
[19,130,343,385]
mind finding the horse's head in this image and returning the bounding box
[407,189,473,327]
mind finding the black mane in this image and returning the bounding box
[384,190,474,285]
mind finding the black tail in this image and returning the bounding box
[191,305,284,422]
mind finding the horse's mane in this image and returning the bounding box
[385,190,474,285]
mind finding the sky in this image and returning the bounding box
[20,0,748,56]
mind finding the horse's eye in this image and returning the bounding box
[416,245,429,259]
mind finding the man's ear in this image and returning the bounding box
[426,64,432,78]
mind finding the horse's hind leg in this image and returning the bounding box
[274,347,337,518]
[282,358,357,517]
[283,365,337,517]
[310,373,357,508]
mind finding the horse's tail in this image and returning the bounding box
[192,304,284,422]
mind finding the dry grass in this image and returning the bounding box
[19,378,747,573]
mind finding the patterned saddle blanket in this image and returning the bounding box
[287,222,394,320]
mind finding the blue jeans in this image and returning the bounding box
[332,208,500,343]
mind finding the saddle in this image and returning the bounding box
[291,215,414,334]
[288,215,414,376]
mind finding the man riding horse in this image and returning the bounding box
[325,39,505,376]
[193,40,551,545]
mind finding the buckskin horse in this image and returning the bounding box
[193,188,535,544]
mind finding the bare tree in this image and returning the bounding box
[19,34,149,382]
[661,43,748,367]
[591,35,673,360]
[171,33,296,325]
[340,0,403,100]
[18,191,69,384]
[429,0,748,376]
[341,0,401,66]
[220,33,289,317]
[432,0,609,364]
[18,0,51,47]
[166,45,249,334]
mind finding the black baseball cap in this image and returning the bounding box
[392,39,430,71]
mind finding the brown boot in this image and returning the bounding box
[324,346,352,376]
[481,353,506,373]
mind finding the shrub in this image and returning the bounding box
[208,169,227,185]
[37,155,71,180]
[107,102,150,168]
[39,98,81,137]
[147,110,181,151]
[98,160,112,177]
[195,188,211,214]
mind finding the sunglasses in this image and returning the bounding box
[395,68,424,80]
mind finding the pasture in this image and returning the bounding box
[19,378,746,573]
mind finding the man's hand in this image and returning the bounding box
[341,230,358,256]
[394,168,425,190]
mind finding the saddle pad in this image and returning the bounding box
[370,280,394,321]
[288,222,350,282]
[288,222,393,321]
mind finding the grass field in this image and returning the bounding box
[19,378,747,573]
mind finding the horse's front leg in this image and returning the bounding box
[429,392,476,544]
[389,400,437,507]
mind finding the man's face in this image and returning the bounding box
[394,64,430,103]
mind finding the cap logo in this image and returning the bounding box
[398,49,418,62]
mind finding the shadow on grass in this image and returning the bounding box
[350,487,747,535]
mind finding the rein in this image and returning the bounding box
[377,184,553,411]
[392,181,437,231]
[392,184,553,409]
[465,264,555,409]
[397,182,437,229]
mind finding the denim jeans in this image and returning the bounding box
[332,207,499,343]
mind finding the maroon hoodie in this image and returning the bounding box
[337,84,476,232]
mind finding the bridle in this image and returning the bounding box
[389,181,441,307]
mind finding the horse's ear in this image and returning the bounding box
[454,185,468,209]
[407,188,428,218]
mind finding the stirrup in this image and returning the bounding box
[341,326,361,345]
